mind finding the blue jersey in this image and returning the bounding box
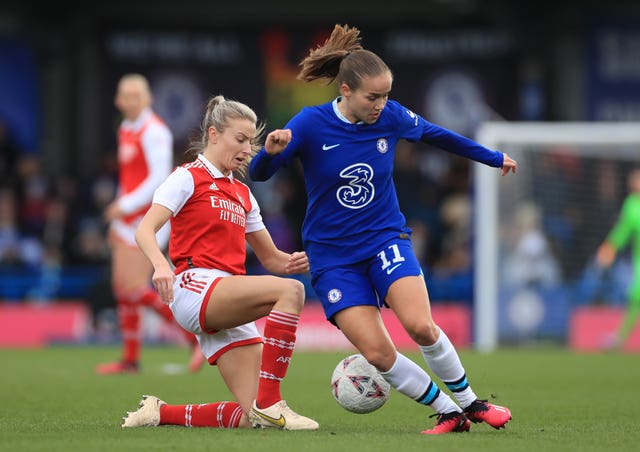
[250,98,503,272]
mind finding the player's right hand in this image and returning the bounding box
[152,265,176,303]
[265,129,292,155]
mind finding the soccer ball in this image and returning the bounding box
[331,354,391,414]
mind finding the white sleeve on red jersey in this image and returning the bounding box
[245,190,265,233]
[152,167,194,215]
[119,121,174,214]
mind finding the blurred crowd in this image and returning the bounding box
[1,116,477,305]
[4,105,635,315]
[0,119,118,302]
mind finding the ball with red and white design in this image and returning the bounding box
[331,354,391,414]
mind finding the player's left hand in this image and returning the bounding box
[104,201,125,222]
[284,251,309,275]
[501,152,517,176]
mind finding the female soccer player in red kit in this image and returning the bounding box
[121,95,318,430]
[96,73,204,375]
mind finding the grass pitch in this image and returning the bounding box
[1,345,639,451]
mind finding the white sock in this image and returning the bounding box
[380,352,461,413]
[419,328,477,409]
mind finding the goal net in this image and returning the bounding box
[473,122,640,351]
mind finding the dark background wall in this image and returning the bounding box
[2,0,640,178]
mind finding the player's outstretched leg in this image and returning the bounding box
[122,395,245,428]
[122,395,165,427]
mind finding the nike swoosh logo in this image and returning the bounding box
[322,144,341,151]
[386,264,402,275]
[254,410,286,428]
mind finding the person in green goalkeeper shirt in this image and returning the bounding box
[597,168,640,348]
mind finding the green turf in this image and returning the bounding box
[1,345,639,451]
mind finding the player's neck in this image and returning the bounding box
[336,99,358,124]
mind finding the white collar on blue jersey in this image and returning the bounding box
[332,97,365,125]
[197,154,234,181]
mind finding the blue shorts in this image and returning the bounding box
[311,237,423,323]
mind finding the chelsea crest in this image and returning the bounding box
[376,138,388,154]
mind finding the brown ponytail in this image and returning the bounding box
[297,24,392,90]
[297,24,363,84]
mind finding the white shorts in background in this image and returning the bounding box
[111,216,170,249]
[170,267,262,365]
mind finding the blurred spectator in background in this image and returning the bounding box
[431,194,472,273]
[428,193,473,303]
[597,167,640,349]
[16,155,48,238]
[71,152,117,265]
[253,27,335,255]
[96,73,203,375]
[0,184,44,274]
[394,140,476,302]
[394,141,441,229]
[25,195,72,304]
[0,120,19,188]
[503,201,561,289]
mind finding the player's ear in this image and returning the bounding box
[208,126,218,144]
[339,82,352,99]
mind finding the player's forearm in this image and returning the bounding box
[259,250,298,275]
[249,148,280,181]
[422,123,503,167]
[135,225,169,270]
[118,179,160,214]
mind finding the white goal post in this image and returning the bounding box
[473,122,640,352]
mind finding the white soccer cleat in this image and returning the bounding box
[248,400,319,431]
[121,395,165,428]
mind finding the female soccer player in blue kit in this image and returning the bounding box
[249,24,517,434]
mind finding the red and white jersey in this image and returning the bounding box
[152,154,265,275]
[117,107,173,224]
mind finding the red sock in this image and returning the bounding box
[159,402,243,428]
[138,287,174,322]
[137,287,196,345]
[256,311,299,408]
[117,297,140,364]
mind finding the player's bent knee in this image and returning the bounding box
[405,320,439,345]
[275,278,305,313]
[290,279,306,309]
[361,348,397,372]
